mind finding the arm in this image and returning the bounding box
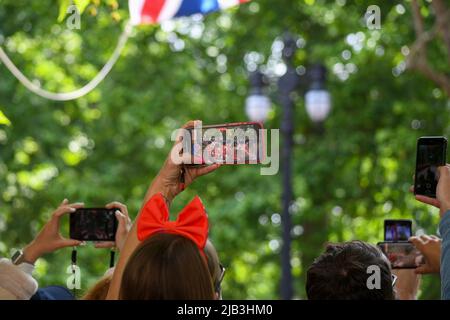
[104,176,172,300]
[106,120,220,300]
[0,258,38,300]
[0,199,83,300]
[392,269,421,300]
[414,165,450,299]
[440,211,450,299]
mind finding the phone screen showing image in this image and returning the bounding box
[187,122,264,165]
[384,220,412,242]
[414,136,447,198]
[70,208,118,241]
[377,242,424,269]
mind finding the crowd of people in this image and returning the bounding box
[0,120,449,300]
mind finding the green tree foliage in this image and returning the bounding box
[0,0,449,299]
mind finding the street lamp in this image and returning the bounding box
[305,64,331,122]
[245,71,272,122]
[246,34,331,300]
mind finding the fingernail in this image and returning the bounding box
[80,241,87,246]
[70,208,76,212]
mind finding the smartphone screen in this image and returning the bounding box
[377,242,424,269]
[414,136,447,198]
[186,122,264,165]
[70,208,118,241]
[384,220,412,242]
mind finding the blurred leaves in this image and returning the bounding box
[0,0,449,300]
[0,110,11,126]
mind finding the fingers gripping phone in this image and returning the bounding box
[185,122,265,165]
[414,136,447,198]
[377,242,424,269]
[70,208,118,241]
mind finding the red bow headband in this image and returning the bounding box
[137,193,209,252]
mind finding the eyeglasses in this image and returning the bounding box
[215,264,226,295]
[391,274,398,287]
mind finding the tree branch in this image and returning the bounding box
[406,0,450,96]
[431,0,450,63]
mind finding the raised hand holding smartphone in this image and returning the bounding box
[414,136,447,198]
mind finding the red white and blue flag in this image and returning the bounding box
[129,0,250,25]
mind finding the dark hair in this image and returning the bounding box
[204,240,221,295]
[306,240,394,300]
[82,274,112,300]
[119,233,215,300]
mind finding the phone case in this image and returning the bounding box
[414,136,447,198]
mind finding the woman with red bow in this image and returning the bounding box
[106,121,222,300]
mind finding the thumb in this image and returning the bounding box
[59,239,82,248]
[414,264,432,275]
[409,237,425,252]
[115,210,127,231]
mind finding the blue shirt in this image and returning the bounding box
[30,286,75,300]
[439,210,450,299]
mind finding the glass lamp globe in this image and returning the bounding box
[245,94,271,123]
[305,89,331,123]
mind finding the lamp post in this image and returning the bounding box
[246,34,331,300]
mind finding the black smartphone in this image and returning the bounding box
[377,242,424,269]
[384,219,412,242]
[414,136,447,198]
[70,208,118,241]
[185,122,265,165]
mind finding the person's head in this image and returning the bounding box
[82,274,112,300]
[205,239,225,299]
[119,233,215,300]
[306,240,394,300]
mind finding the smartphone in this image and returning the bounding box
[70,208,118,241]
[414,136,447,198]
[384,219,412,242]
[377,242,424,269]
[185,122,265,165]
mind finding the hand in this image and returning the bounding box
[392,269,421,300]
[23,199,84,264]
[409,235,441,274]
[94,202,132,252]
[151,120,221,203]
[412,165,450,218]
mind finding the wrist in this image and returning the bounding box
[23,243,41,264]
[395,284,418,300]
[151,175,176,204]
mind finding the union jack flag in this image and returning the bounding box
[129,0,250,25]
